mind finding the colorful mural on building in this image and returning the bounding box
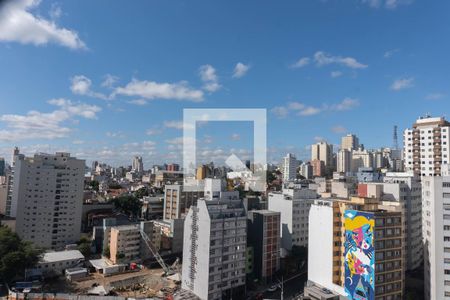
[344,210,375,300]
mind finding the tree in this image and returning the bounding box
[0,225,41,283]
[77,240,92,257]
[89,180,99,192]
[112,195,142,218]
[133,187,149,199]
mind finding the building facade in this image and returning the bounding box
[403,116,450,177]
[11,152,84,249]
[182,199,247,300]
[282,153,298,182]
[247,210,280,283]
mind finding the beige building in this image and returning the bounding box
[341,134,359,151]
[311,141,333,167]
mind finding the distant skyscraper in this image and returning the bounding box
[0,157,5,176]
[311,141,333,167]
[132,156,144,173]
[166,163,180,172]
[403,116,450,177]
[337,149,351,173]
[341,134,359,151]
[282,153,298,181]
[10,152,85,249]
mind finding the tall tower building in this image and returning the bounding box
[341,134,359,151]
[182,198,247,300]
[311,141,333,168]
[403,116,450,177]
[132,156,144,173]
[0,157,5,176]
[422,165,450,299]
[337,149,351,173]
[282,153,298,182]
[10,152,85,249]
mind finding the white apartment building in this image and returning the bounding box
[182,199,247,300]
[404,116,450,177]
[351,147,373,172]
[337,149,351,173]
[268,187,318,252]
[282,153,298,182]
[11,152,84,249]
[382,172,422,271]
[422,165,450,299]
[132,156,144,174]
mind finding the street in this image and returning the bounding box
[261,271,307,300]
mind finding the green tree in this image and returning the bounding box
[89,180,99,191]
[0,225,41,283]
[77,241,91,257]
[133,187,149,199]
[112,195,142,218]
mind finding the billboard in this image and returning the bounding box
[344,210,375,300]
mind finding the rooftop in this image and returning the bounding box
[41,250,84,263]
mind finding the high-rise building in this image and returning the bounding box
[351,147,374,172]
[282,153,298,182]
[311,141,333,167]
[422,165,450,299]
[0,157,5,176]
[164,183,204,220]
[382,173,422,271]
[299,162,313,179]
[403,116,450,177]
[268,187,318,252]
[247,210,281,284]
[10,152,85,249]
[307,194,404,299]
[132,156,144,174]
[311,159,325,177]
[341,134,359,151]
[167,163,180,172]
[182,198,247,300]
[337,149,352,173]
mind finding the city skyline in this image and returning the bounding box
[1,0,449,167]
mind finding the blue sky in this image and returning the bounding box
[0,0,449,167]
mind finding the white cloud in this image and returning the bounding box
[331,125,347,134]
[0,0,86,49]
[290,57,310,69]
[72,140,84,145]
[271,106,289,118]
[199,64,221,92]
[114,79,204,102]
[390,77,414,91]
[231,133,240,141]
[362,0,412,9]
[331,71,343,78]
[287,102,305,110]
[106,131,125,138]
[331,98,359,111]
[49,3,62,20]
[314,51,368,69]
[383,48,400,58]
[127,99,147,106]
[298,106,322,116]
[0,98,101,141]
[425,93,445,100]
[232,62,250,78]
[70,75,109,100]
[146,127,163,136]
[101,74,119,88]
[272,97,359,118]
[163,120,190,130]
